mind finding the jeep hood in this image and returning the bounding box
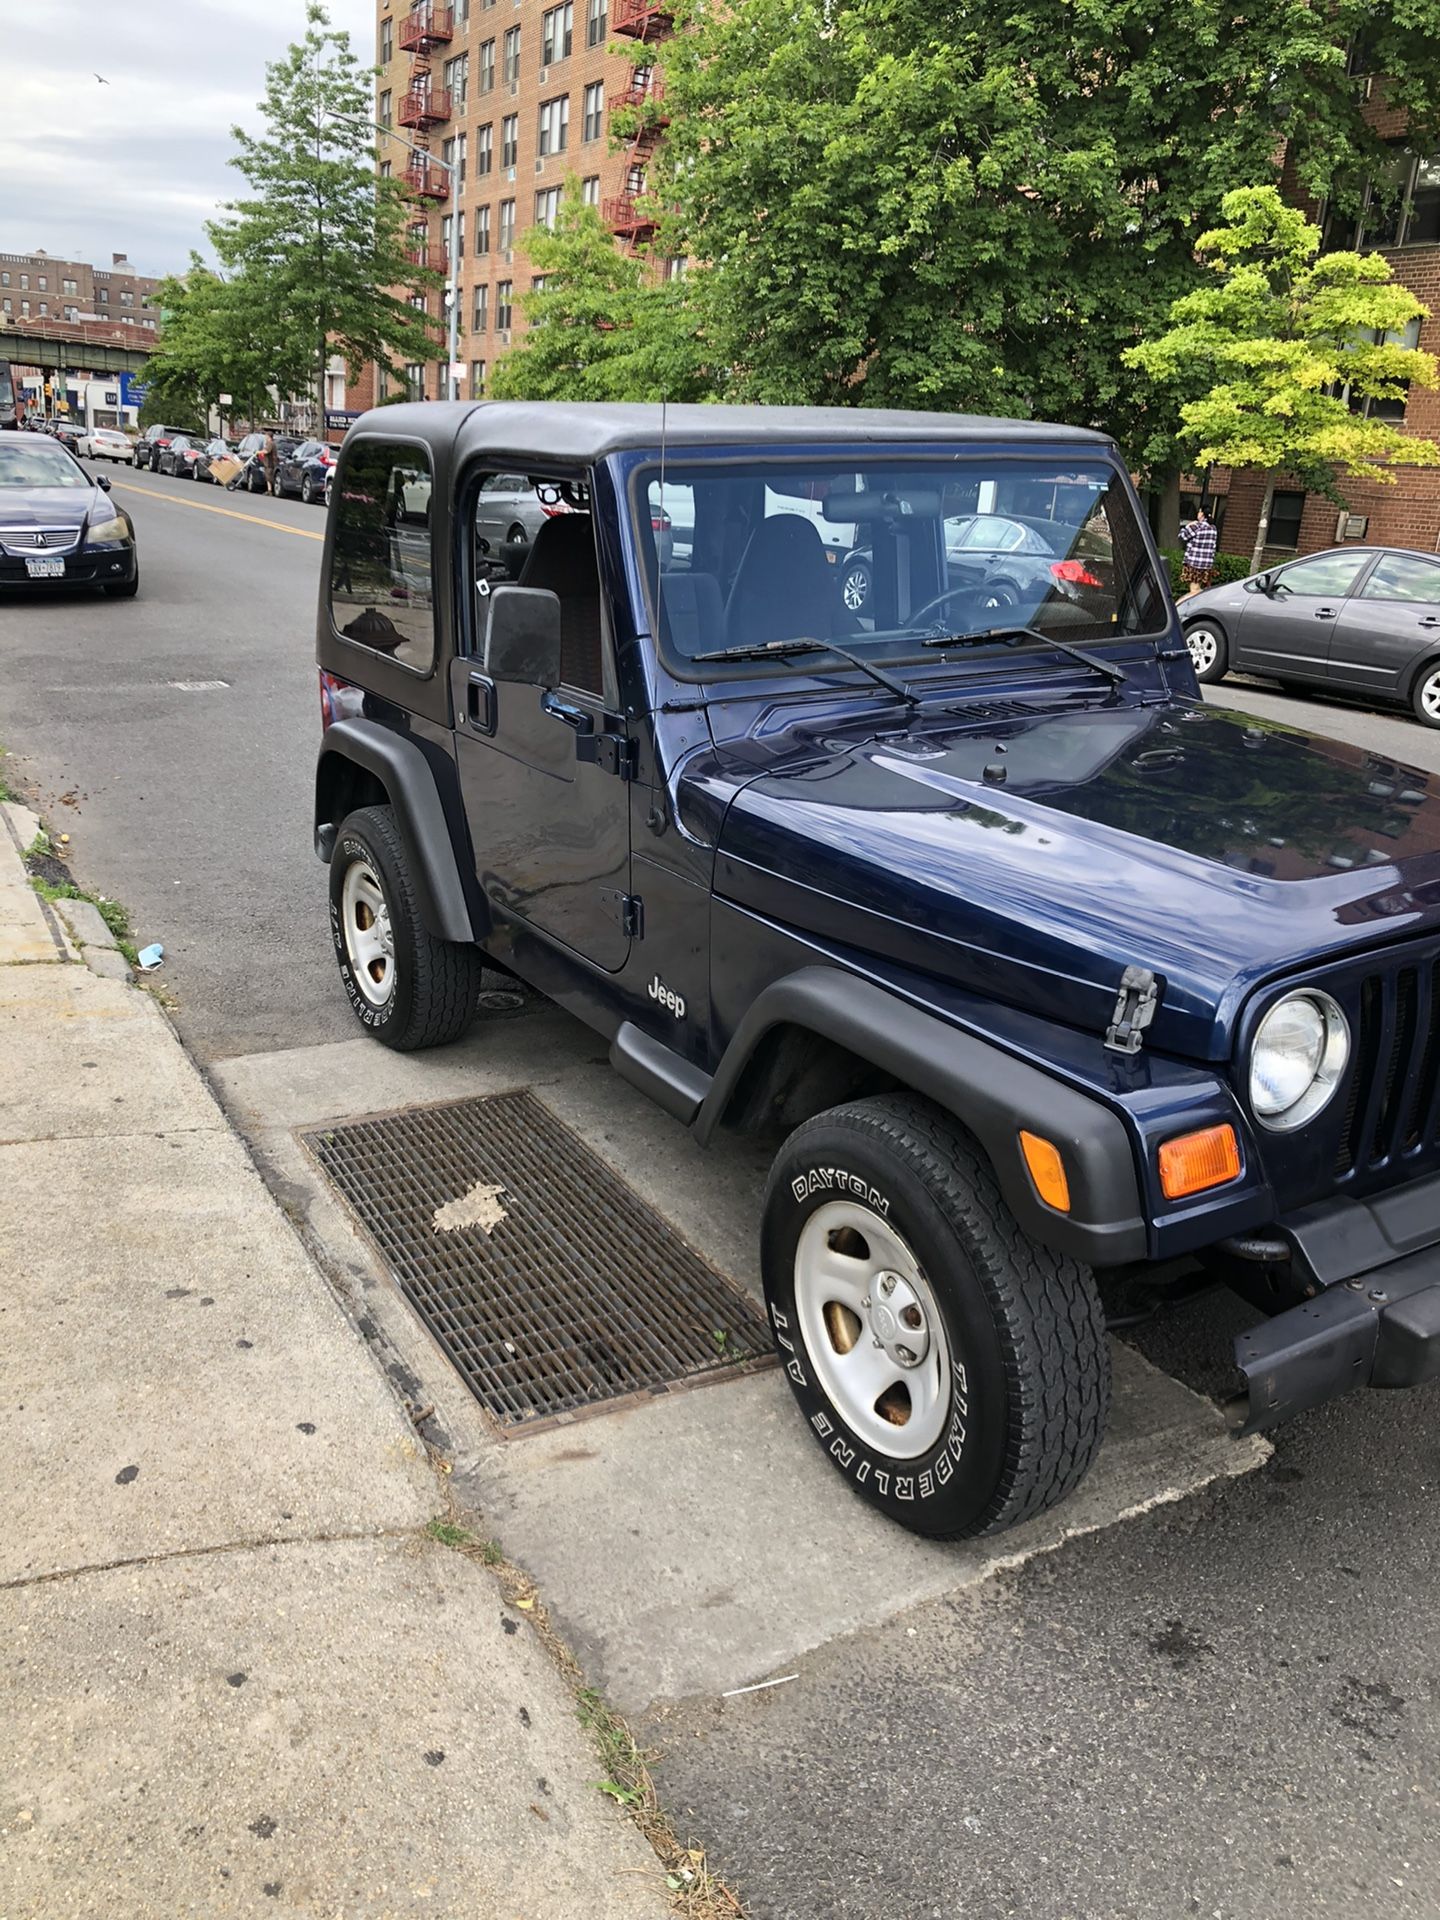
[708,699,1440,1060]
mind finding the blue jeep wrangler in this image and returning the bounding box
[314,402,1440,1539]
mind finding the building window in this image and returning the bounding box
[454,208,466,259]
[441,131,467,189]
[503,26,521,84]
[582,80,604,142]
[501,114,518,168]
[663,255,688,280]
[380,159,393,178]
[20,275,28,290]
[1337,318,1425,421]
[20,301,29,317]
[496,280,513,330]
[473,283,489,331]
[380,16,393,62]
[0,299,9,315]
[379,88,392,127]
[586,0,607,46]
[1267,491,1306,553]
[475,203,492,253]
[410,292,429,313]
[476,122,494,176]
[38,302,48,316]
[536,186,562,228]
[121,289,133,305]
[470,359,487,399]
[581,174,600,207]
[499,198,516,251]
[538,94,569,156]
[441,212,454,261]
[443,51,469,109]
[0,272,7,287]
[38,277,47,291]
[455,0,470,21]
[478,38,495,92]
[540,1,573,65]
[1326,148,1440,251]
[62,278,77,295]
[531,274,548,292]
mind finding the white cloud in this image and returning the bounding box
[0,0,374,274]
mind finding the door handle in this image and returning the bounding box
[1420,616,1440,628]
[466,672,495,735]
[541,691,594,735]
[1315,606,1339,619]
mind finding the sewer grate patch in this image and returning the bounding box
[304,1090,775,1430]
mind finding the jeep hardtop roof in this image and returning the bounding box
[354,400,1115,464]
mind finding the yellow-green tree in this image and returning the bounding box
[1126,187,1440,570]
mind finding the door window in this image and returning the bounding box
[1274,553,1368,597]
[329,440,435,671]
[1359,553,1440,604]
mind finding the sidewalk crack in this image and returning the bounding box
[0,1522,432,1593]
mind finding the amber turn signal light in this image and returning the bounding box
[1019,1131,1071,1212]
[1158,1124,1241,1200]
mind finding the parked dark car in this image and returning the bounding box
[1183,545,1440,726]
[274,437,338,504]
[839,510,1114,622]
[312,400,1440,1544]
[49,419,89,460]
[156,432,208,479]
[192,437,238,483]
[0,432,138,596]
[133,424,202,472]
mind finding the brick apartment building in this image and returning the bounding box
[1209,82,1440,569]
[0,248,161,333]
[351,0,673,409]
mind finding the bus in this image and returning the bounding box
[0,361,18,429]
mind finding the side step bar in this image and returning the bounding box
[610,1021,713,1125]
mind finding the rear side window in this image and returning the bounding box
[329,439,435,673]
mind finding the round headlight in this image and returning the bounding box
[1249,991,1350,1130]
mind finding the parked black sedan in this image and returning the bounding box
[133,423,202,471]
[1182,546,1440,726]
[273,437,337,504]
[156,432,209,478]
[192,437,238,483]
[0,434,138,597]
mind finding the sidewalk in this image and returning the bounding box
[0,801,665,1919]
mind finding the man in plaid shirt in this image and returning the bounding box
[1179,505,1218,595]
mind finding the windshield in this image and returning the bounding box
[634,452,1166,673]
[0,440,89,488]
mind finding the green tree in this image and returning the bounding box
[1126,187,1440,569]
[144,259,290,427]
[490,178,711,401]
[652,0,1440,519]
[208,0,438,422]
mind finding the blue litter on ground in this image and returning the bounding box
[136,943,164,970]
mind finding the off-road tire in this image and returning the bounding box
[329,804,481,1051]
[761,1094,1110,1539]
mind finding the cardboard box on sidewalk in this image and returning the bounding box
[207,453,243,487]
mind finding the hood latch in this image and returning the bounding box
[1105,966,1160,1055]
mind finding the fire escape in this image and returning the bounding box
[397,3,454,206]
[604,0,674,251]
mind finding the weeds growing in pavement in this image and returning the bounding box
[424,1512,745,1917]
[29,873,140,968]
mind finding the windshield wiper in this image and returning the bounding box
[692,637,917,704]
[921,623,1127,687]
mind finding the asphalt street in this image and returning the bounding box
[5,473,1440,1915]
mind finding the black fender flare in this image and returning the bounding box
[696,968,1148,1266]
[315,718,475,945]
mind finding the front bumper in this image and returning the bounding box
[1232,1172,1440,1432]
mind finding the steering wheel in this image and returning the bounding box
[909,584,993,631]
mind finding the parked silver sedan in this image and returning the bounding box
[473,472,568,554]
[1183,546,1440,727]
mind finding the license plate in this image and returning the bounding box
[25,557,65,579]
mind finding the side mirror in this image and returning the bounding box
[482,584,562,685]
[95,474,112,492]
[1252,570,1275,594]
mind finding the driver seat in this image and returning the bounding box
[725,514,836,648]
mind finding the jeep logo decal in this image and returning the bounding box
[648,974,686,1019]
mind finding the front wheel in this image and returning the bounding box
[301,472,316,505]
[1184,619,1229,683]
[329,804,482,1051]
[839,558,871,613]
[761,1096,1110,1539]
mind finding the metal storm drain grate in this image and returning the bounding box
[305,1090,774,1430]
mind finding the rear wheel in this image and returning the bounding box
[507,523,528,547]
[761,1096,1110,1538]
[329,805,481,1051]
[1183,619,1229,684]
[840,558,871,613]
[1413,660,1440,728]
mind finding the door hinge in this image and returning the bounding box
[600,890,643,938]
[1105,965,1160,1055]
[578,731,638,780]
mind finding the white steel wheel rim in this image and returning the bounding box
[341,860,396,1008]
[1421,670,1440,721]
[842,567,868,610]
[793,1200,952,1460]
[1187,626,1219,674]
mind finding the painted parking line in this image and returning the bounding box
[112,481,325,542]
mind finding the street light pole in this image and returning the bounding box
[328,111,461,402]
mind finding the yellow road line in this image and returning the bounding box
[112,481,325,542]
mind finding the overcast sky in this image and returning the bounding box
[1,0,374,276]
